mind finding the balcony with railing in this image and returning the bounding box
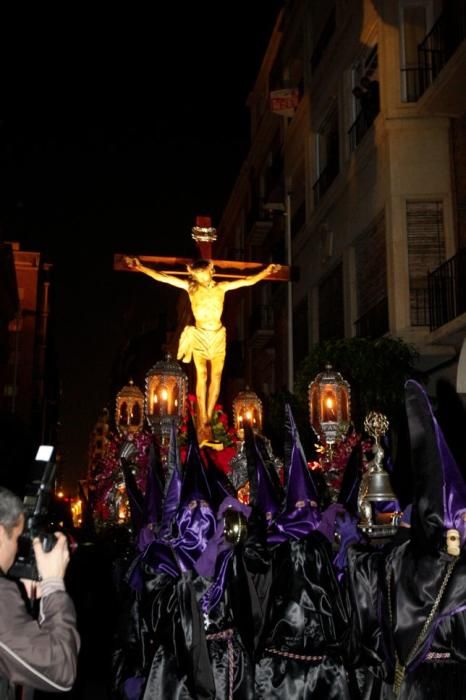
[348,99,380,152]
[428,249,466,332]
[248,304,275,349]
[312,157,339,207]
[355,297,389,338]
[416,0,466,115]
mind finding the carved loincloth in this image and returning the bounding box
[177,325,226,363]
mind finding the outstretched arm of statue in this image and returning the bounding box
[221,263,281,291]
[124,256,188,290]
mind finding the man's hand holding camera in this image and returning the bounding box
[21,532,70,598]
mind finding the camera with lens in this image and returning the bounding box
[9,445,58,580]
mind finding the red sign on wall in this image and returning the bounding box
[270,88,300,117]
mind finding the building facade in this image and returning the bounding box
[218,0,466,401]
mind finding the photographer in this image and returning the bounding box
[0,487,80,697]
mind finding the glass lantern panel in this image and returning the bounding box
[119,401,128,425]
[322,387,338,422]
[340,391,349,422]
[131,401,141,426]
[310,387,320,430]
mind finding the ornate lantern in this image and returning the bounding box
[358,411,399,538]
[232,387,263,440]
[308,363,351,445]
[145,353,188,438]
[115,380,144,435]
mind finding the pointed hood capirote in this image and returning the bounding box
[180,417,212,506]
[244,423,281,520]
[158,422,182,538]
[268,405,320,543]
[406,379,466,552]
[142,442,164,528]
[167,417,216,571]
[283,404,319,511]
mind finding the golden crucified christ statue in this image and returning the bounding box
[124,255,280,445]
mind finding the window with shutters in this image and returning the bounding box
[407,199,445,325]
[318,263,344,340]
[354,213,389,337]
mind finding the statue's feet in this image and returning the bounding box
[197,423,213,444]
[198,424,224,451]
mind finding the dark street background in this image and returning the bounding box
[0,2,283,489]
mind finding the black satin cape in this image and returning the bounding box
[256,531,351,699]
[347,537,466,699]
[139,551,258,699]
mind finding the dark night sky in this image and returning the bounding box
[1,2,283,488]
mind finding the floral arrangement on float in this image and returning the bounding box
[90,429,153,527]
[311,430,372,504]
[179,394,238,473]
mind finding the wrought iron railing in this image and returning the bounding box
[428,249,466,330]
[418,0,466,94]
[355,297,389,338]
[348,101,380,152]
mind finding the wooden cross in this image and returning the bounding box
[113,216,290,282]
[114,216,290,447]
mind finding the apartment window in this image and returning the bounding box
[400,1,433,101]
[354,214,389,337]
[348,45,380,151]
[318,263,344,340]
[313,106,339,206]
[407,200,444,325]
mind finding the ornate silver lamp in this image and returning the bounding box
[145,353,188,440]
[232,387,263,440]
[308,363,351,447]
[115,380,144,436]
